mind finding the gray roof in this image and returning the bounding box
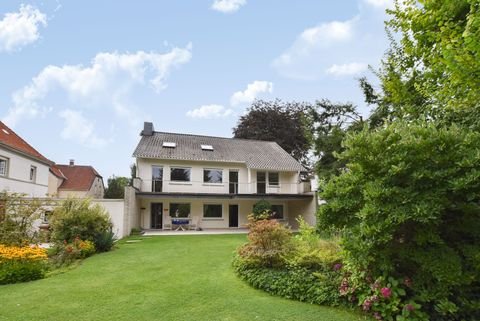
[132,131,306,172]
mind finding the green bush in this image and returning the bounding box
[318,121,480,320]
[51,237,96,266]
[233,257,343,306]
[237,218,293,268]
[50,198,113,252]
[251,200,272,220]
[93,229,116,253]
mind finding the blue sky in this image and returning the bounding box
[0,0,392,181]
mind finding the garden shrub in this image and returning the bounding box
[50,198,113,251]
[93,229,116,253]
[235,216,344,306]
[237,218,293,268]
[318,121,480,320]
[0,244,48,284]
[0,192,50,246]
[233,257,343,306]
[251,200,272,220]
[51,237,96,266]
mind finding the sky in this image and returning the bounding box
[0,0,393,182]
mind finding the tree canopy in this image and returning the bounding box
[104,176,130,199]
[232,99,312,167]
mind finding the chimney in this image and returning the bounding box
[69,159,75,166]
[141,122,154,136]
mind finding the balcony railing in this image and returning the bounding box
[135,178,312,194]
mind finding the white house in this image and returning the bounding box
[0,121,52,197]
[129,122,317,231]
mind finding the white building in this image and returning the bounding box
[130,122,317,230]
[0,121,52,197]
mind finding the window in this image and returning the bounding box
[203,169,222,183]
[162,142,176,148]
[170,167,191,182]
[271,205,284,219]
[169,203,191,218]
[204,204,222,218]
[268,172,279,186]
[0,157,8,177]
[152,166,163,192]
[30,166,37,182]
[43,211,52,223]
[201,144,213,151]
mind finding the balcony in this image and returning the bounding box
[134,178,312,195]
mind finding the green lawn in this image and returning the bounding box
[0,235,364,321]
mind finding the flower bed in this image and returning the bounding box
[0,244,48,284]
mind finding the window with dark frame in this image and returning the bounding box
[169,203,191,218]
[203,204,222,218]
[268,172,279,186]
[271,205,284,219]
[0,157,7,176]
[152,166,163,192]
[203,169,222,183]
[30,166,37,182]
[170,167,191,182]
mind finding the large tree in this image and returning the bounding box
[362,0,480,128]
[104,176,130,199]
[233,99,313,166]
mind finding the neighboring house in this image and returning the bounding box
[131,122,317,230]
[0,121,53,197]
[49,160,105,199]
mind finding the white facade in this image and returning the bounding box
[0,146,50,197]
[133,157,316,231]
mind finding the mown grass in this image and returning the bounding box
[0,234,365,321]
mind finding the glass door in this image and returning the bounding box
[152,166,163,192]
[257,172,266,194]
[229,171,238,194]
[229,205,239,228]
[150,203,163,229]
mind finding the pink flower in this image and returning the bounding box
[405,304,415,312]
[373,312,382,320]
[362,299,372,311]
[333,263,343,271]
[380,287,392,299]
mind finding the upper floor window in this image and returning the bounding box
[170,167,191,182]
[0,157,8,177]
[30,166,37,183]
[152,166,163,192]
[268,172,279,186]
[203,169,222,183]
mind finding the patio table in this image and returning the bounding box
[172,218,190,231]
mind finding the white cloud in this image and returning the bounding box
[59,109,108,148]
[326,62,368,76]
[2,45,192,147]
[0,4,47,52]
[364,0,394,8]
[211,0,246,13]
[230,80,273,107]
[186,104,233,119]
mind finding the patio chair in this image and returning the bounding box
[189,216,200,230]
[163,216,172,230]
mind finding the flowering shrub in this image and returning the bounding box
[0,244,48,284]
[237,218,293,268]
[52,237,96,266]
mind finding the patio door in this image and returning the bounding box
[229,205,239,228]
[257,172,266,194]
[150,203,163,229]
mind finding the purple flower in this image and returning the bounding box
[380,287,392,299]
[333,263,343,271]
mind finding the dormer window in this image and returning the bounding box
[162,142,176,148]
[201,144,213,151]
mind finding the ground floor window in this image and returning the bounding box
[169,203,191,217]
[203,204,222,218]
[271,204,284,219]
